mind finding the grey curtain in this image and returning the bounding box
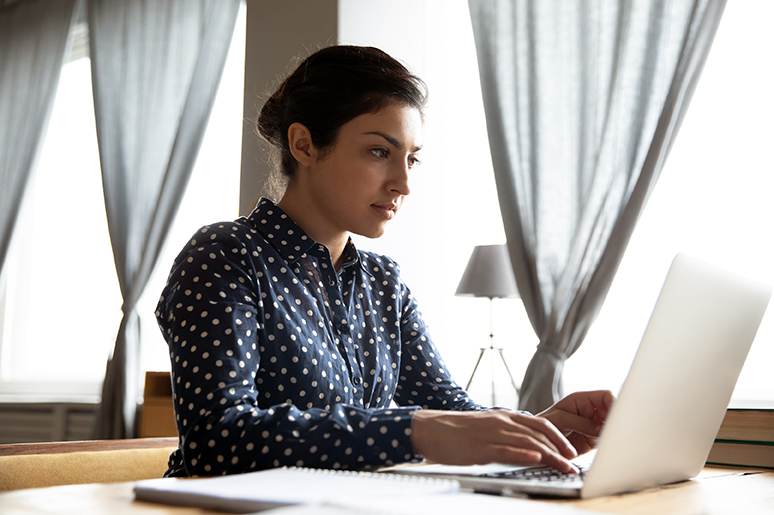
[89,0,241,438]
[469,0,726,413]
[0,0,78,285]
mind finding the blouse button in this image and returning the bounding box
[353,377,362,385]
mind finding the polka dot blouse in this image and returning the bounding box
[155,198,481,477]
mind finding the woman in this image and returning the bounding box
[156,45,613,478]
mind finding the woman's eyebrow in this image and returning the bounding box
[364,131,422,152]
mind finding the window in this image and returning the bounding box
[0,55,120,398]
[563,0,774,406]
[0,4,246,399]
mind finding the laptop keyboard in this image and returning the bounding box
[483,465,587,483]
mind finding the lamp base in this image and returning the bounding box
[465,344,520,408]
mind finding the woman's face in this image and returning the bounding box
[305,103,423,240]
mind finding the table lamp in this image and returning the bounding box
[455,244,521,406]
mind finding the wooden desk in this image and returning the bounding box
[546,466,774,514]
[0,466,771,514]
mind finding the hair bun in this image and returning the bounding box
[257,93,285,147]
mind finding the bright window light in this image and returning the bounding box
[563,0,774,406]
[0,3,246,398]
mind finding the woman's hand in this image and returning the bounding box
[537,390,615,456]
[410,409,580,473]
[409,390,615,473]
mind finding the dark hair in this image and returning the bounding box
[256,45,428,199]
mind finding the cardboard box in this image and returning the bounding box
[139,372,177,438]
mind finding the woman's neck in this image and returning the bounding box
[277,191,348,270]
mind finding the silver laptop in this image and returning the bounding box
[391,253,772,498]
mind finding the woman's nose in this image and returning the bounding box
[390,160,411,196]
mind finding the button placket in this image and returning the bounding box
[315,251,366,404]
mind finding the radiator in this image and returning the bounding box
[0,403,98,444]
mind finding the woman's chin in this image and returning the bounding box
[353,224,388,240]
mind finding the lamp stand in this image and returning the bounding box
[465,298,520,406]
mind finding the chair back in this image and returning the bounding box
[0,438,177,491]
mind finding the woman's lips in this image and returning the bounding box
[371,203,397,220]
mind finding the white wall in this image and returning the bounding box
[239,0,338,215]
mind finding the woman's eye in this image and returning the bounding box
[408,156,422,168]
[371,148,389,159]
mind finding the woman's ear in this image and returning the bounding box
[287,122,315,168]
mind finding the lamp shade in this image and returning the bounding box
[455,244,520,299]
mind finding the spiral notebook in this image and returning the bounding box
[134,466,459,512]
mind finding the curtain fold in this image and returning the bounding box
[89,0,241,438]
[469,0,726,413]
[0,0,78,285]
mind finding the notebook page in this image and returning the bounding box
[134,466,459,512]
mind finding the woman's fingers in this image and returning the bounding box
[541,390,615,425]
[506,412,578,459]
[542,409,603,439]
[493,434,579,474]
[410,410,580,473]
